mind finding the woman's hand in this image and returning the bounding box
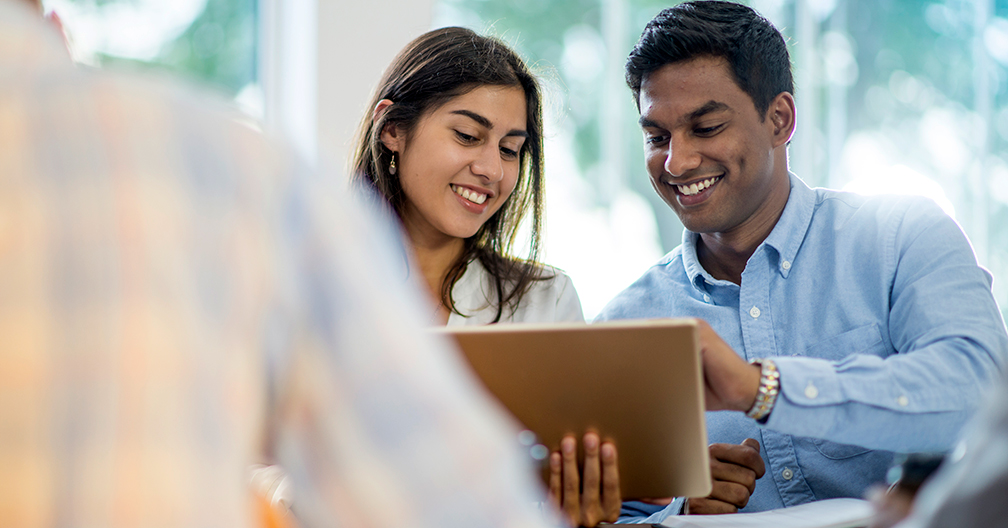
[548,432,621,527]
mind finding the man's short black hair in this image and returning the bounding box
[625,1,793,118]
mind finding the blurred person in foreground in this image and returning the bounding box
[598,0,1008,521]
[877,368,1008,528]
[0,2,563,527]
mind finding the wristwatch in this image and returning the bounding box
[745,358,779,422]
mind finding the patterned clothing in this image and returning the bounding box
[0,4,555,528]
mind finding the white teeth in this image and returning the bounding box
[452,185,487,205]
[677,176,720,196]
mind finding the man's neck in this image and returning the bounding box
[696,177,791,286]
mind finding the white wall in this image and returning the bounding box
[261,0,435,174]
[317,0,435,173]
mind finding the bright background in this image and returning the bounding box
[44,0,1008,322]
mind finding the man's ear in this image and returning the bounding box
[374,99,403,152]
[768,92,796,148]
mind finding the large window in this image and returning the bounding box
[44,0,261,115]
[435,0,1008,322]
[43,0,1008,322]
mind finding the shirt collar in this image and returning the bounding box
[763,173,815,278]
[680,172,816,289]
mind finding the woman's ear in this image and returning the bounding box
[768,92,796,148]
[374,99,403,152]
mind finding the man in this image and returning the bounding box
[0,2,560,527]
[599,1,1008,521]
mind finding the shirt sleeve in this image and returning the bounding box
[551,271,586,323]
[763,198,1008,452]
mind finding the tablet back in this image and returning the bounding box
[443,318,711,500]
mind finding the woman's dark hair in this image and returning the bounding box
[625,1,793,118]
[350,26,548,323]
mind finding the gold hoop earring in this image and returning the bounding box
[389,154,397,175]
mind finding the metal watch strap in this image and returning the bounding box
[745,358,780,422]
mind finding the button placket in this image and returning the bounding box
[738,246,777,363]
[762,430,816,506]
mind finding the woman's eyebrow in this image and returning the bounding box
[451,109,529,138]
[451,109,493,128]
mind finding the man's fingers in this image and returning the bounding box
[707,480,751,509]
[710,441,765,478]
[686,496,739,515]
[708,457,757,493]
[739,438,766,478]
[601,442,621,521]
[560,435,581,519]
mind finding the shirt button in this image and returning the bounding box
[898,395,909,407]
[782,260,791,270]
[782,468,794,480]
[703,294,711,303]
[804,382,819,399]
[749,306,761,318]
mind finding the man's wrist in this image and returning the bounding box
[745,358,779,422]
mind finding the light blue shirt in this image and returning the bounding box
[599,174,1008,520]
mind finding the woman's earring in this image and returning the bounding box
[389,154,397,175]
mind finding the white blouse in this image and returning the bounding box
[446,259,584,325]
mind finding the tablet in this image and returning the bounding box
[440,318,711,500]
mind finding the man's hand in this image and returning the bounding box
[686,438,766,514]
[548,432,621,527]
[695,319,763,412]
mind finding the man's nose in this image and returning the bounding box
[664,135,702,177]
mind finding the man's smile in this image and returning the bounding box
[675,175,723,196]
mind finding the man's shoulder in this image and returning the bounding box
[810,187,951,232]
[595,247,691,322]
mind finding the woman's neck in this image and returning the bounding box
[404,223,466,325]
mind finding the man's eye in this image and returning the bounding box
[695,124,724,136]
[646,135,667,145]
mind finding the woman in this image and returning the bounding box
[349,27,620,526]
[351,27,582,327]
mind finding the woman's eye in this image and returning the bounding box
[500,147,519,160]
[455,131,478,143]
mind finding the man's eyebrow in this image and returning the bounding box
[688,100,730,121]
[451,109,529,138]
[639,116,661,128]
[638,100,731,128]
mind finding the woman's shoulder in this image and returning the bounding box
[448,260,584,325]
[504,263,584,324]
